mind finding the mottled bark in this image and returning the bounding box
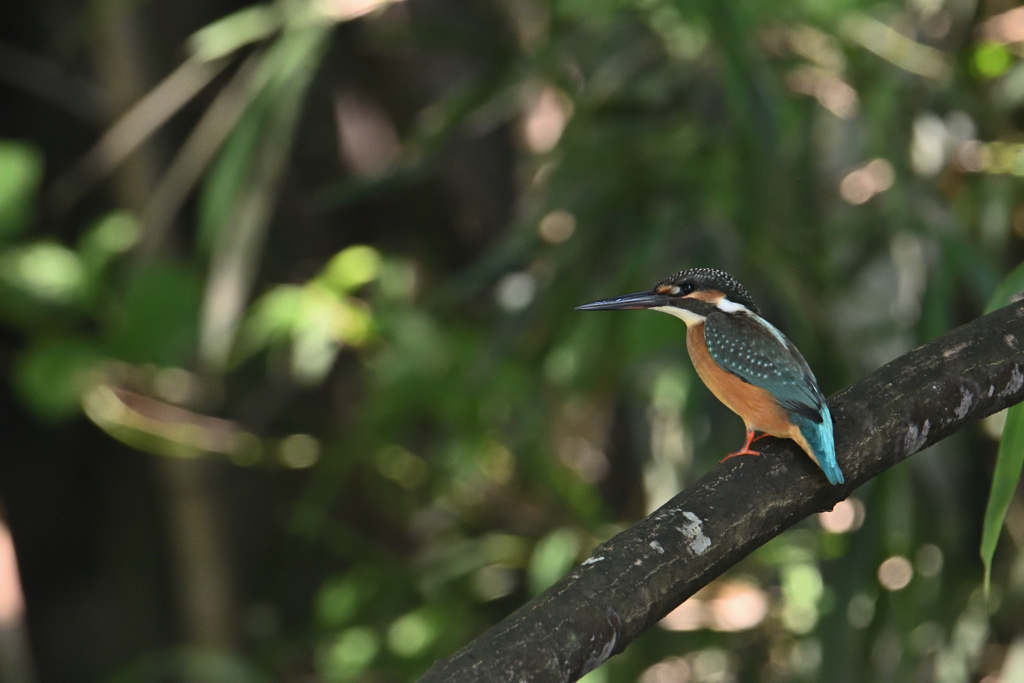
[420,301,1024,683]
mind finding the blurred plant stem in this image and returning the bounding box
[49,54,228,218]
[197,23,331,372]
[88,0,237,655]
[137,53,262,259]
[156,458,236,650]
[88,0,163,215]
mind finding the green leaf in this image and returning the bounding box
[235,284,304,361]
[319,245,382,294]
[105,263,202,365]
[527,528,580,595]
[291,287,373,383]
[0,241,88,306]
[235,284,374,382]
[13,337,102,420]
[78,211,141,271]
[974,41,1013,80]
[984,260,1024,315]
[188,5,282,62]
[981,403,1024,596]
[197,24,330,253]
[979,264,1024,594]
[197,25,331,370]
[317,627,380,681]
[196,97,267,254]
[0,141,43,239]
[387,608,440,659]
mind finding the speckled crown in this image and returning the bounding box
[656,267,759,313]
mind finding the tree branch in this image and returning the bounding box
[419,301,1024,683]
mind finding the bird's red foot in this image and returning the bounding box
[719,429,764,463]
[720,447,762,462]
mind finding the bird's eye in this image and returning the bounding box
[680,282,695,295]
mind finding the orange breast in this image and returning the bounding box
[686,322,794,437]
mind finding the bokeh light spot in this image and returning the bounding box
[785,66,858,119]
[376,445,427,488]
[280,434,321,468]
[2,242,86,304]
[818,500,854,533]
[153,367,199,405]
[792,638,823,677]
[496,272,537,311]
[847,593,875,629]
[660,598,704,632]
[909,621,943,654]
[480,441,515,484]
[317,577,363,627]
[974,41,1012,79]
[539,210,576,243]
[543,346,578,385]
[708,579,768,631]
[818,498,864,533]
[528,528,579,595]
[781,563,822,633]
[691,649,730,682]
[915,544,943,577]
[523,86,573,153]
[878,555,913,591]
[639,657,691,683]
[471,565,518,602]
[319,627,379,680]
[557,436,608,483]
[911,113,948,176]
[387,609,436,658]
[840,159,895,204]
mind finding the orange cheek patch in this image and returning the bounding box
[688,290,725,305]
[656,284,676,294]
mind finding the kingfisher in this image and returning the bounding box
[577,267,843,485]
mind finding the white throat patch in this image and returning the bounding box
[716,298,751,314]
[652,305,706,326]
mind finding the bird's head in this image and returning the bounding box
[576,267,759,325]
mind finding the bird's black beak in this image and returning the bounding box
[575,290,669,311]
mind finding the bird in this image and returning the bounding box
[576,267,844,485]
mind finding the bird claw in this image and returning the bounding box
[720,429,765,463]
[719,448,762,463]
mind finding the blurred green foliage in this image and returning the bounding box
[7,0,1024,681]
[0,141,43,239]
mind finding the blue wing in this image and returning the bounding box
[704,311,844,485]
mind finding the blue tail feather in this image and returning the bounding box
[792,406,844,485]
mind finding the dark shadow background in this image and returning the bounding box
[1,0,1024,682]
